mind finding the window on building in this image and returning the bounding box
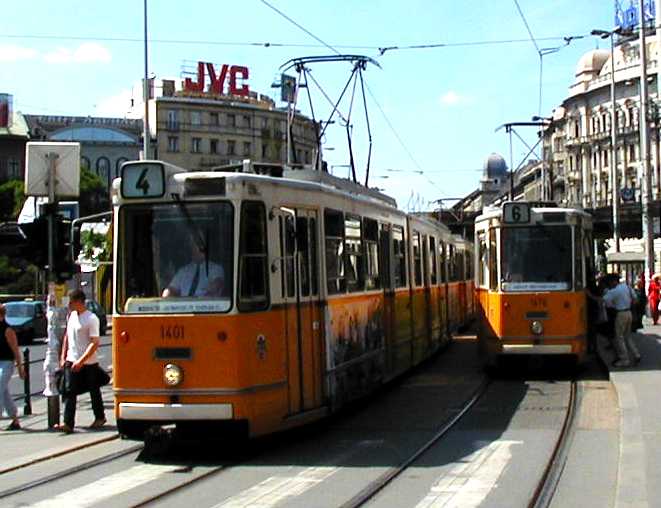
[242,115,251,128]
[167,136,179,152]
[81,156,91,171]
[8,159,19,179]
[192,137,202,153]
[210,112,219,126]
[243,141,251,156]
[305,151,311,164]
[325,209,345,294]
[227,114,236,127]
[210,139,219,154]
[261,117,268,129]
[115,157,128,178]
[227,140,236,155]
[167,110,179,129]
[96,157,111,187]
[262,143,268,159]
[191,111,202,127]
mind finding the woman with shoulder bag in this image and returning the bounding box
[0,304,25,430]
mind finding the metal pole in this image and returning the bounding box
[541,129,546,200]
[639,0,654,287]
[509,126,514,200]
[45,152,58,280]
[142,0,150,160]
[22,348,31,415]
[610,32,621,252]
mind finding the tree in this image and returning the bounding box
[0,180,26,222]
[79,167,110,216]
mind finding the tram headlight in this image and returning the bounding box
[163,363,184,386]
[530,320,544,335]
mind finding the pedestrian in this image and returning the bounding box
[603,275,642,367]
[0,303,26,430]
[56,289,106,434]
[586,274,605,353]
[648,274,660,325]
[632,279,647,332]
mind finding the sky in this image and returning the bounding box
[2,0,616,210]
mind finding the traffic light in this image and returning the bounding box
[53,215,76,283]
[19,216,48,268]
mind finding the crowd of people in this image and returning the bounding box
[1,289,106,433]
[587,271,651,368]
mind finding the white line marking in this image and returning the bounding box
[28,464,181,508]
[415,440,522,508]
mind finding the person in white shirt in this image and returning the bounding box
[56,289,106,433]
[162,241,225,298]
[603,275,642,368]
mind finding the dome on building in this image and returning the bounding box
[483,152,508,179]
[575,49,610,78]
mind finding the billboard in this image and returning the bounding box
[615,0,656,30]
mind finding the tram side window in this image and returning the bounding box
[574,227,584,290]
[489,228,498,289]
[310,218,319,295]
[364,218,381,290]
[430,236,438,285]
[393,226,407,288]
[477,232,488,288]
[297,216,311,297]
[325,209,346,294]
[447,245,456,282]
[379,224,391,289]
[279,215,296,298]
[345,215,365,292]
[439,242,447,283]
[413,231,422,286]
[239,201,269,311]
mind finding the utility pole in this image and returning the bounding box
[639,0,654,286]
[142,0,150,160]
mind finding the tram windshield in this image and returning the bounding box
[500,225,573,291]
[118,202,234,314]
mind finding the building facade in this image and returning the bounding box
[145,76,319,171]
[0,96,29,184]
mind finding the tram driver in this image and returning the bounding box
[162,240,225,298]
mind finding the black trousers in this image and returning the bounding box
[62,363,105,428]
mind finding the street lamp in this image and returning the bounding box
[591,27,622,252]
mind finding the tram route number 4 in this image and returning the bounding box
[503,202,531,224]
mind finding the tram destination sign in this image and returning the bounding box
[121,162,165,199]
[503,202,531,224]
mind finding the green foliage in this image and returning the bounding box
[80,228,111,263]
[79,167,110,216]
[0,256,37,294]
[0,180,26,221]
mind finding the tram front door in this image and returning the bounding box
[280,208,323,415]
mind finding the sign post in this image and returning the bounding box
[25,142,80,428]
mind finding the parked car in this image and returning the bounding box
[85,299,108,336]
[4,299,47,344]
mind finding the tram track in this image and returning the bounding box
[528,380,580,508]
[0,441,143,501]
[338,377,491,508]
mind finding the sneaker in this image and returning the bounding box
[89,418,107,429]
[5,420,20,431]
[55,423,74,434]
[612,359,631,368]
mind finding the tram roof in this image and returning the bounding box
[475,202,592,224]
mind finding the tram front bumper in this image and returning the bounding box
[119,402,233,420]
[501,344,573,354]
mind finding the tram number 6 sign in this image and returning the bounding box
[503,202,531,224]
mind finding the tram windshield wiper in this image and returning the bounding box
[170,193,209,269]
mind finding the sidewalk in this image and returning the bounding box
[595,321,661,508]
[0,385,117,475]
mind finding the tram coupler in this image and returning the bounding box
[142,424,177,457]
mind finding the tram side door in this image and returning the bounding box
[279,208,323,415]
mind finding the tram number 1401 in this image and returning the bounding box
[161,325,185,340]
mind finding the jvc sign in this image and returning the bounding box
[615,0,656,30]
[183,61,250,97]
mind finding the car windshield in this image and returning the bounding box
[500,225,573,291]
[5,304,34,318]
[119,201,234,314]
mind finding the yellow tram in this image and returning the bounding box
[111,160,474,438]
[474,201,593,368]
